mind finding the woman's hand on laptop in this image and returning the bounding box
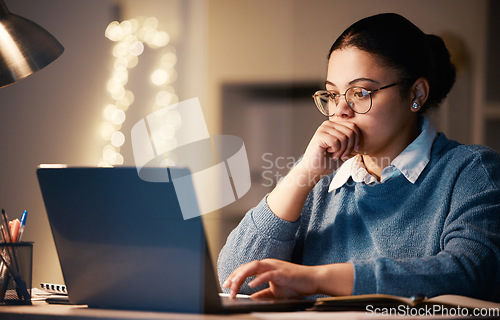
[222,259,354,299]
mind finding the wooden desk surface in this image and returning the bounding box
[0,301,487,320]
[0,301,260,320]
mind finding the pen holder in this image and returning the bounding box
[0,242,32,305]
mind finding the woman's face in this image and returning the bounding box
[326,47,418,161]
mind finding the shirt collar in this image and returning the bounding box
[390,117,436,183]
[328,117,437,192]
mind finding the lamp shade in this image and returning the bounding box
[0,0,64,88]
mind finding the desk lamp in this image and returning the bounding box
[0,0,64,88]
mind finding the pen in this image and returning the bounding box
[1,209,13,243]
[17,210,27,242]
[0,225,5,243]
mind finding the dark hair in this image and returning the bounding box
[329,13,456,113]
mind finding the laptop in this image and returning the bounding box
[36,166,314,313]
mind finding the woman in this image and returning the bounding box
[217,13,500,302]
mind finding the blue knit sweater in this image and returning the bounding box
[217,133,500,301]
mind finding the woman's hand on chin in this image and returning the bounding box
[298,120,360,178]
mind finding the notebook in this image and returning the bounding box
[36,166,313,313]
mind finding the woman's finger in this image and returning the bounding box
[250,288,276,300]
[224,260,270,298]
[321,129,349,159]
[248,270,283,288]
[320,121,360,159]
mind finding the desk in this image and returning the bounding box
[0,301,258,320]
[0,302,491,320]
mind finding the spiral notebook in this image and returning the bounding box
[37,166,313,313]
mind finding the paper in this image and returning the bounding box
[31,288,67,301]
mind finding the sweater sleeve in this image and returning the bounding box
[352,146,500,302]
[217,196,300,294]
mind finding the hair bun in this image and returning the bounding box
[425,34,456,108]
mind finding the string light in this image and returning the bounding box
[99,17,178,167]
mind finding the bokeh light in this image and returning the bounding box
[100,17,178,167]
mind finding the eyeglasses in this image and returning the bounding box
[312,81,406,116]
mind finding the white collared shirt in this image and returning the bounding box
[328,117,437,192]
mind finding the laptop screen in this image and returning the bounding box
[37,166,211,312]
